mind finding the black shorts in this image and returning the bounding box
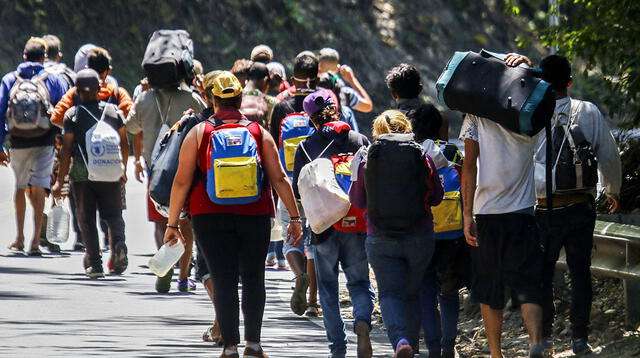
[471,213,544,310]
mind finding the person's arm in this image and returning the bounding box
[586,103,622,213]
[349,161,367,209]
[162,124,200,246]
[426,155,443,207]
[462,138,479,247]
[132,132,144,182]
[339,65,373,113]
[260,128,303,245]
[118,125,129,183]
[116,87,134,117]
[52,132,74,198]
[50,88,76,128]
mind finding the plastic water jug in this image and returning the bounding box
[46,199,70,244]
[148,240,185,277]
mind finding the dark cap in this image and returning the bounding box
[76,68,101,92]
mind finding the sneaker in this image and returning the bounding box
[572,339,593,356]
[277,259,288,270]
[243,345,269,357]
[529,343,545,358]
[178,278,196,292]
[85,265,105,279]
[305,302,320,317]
[107,259,114,274]
[290,273,309,315]
[112,241,128,275]
[394,339,413,358]
[156,268,174,293]
[355,321,373,358]
[265,257,276,267]
[73,242,85,251]
[39,237,61,253]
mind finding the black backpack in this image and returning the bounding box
[436,49,555,137]
[365,135,429,236]
[142,29,194,89]
[539,99,598,193]
[149,113,201,206]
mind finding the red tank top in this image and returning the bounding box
[189,117,275,217]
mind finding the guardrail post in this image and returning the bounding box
[625,242,640,329]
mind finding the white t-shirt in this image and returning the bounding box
[459,115,539,215]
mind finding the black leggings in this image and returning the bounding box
[192,213,271,347]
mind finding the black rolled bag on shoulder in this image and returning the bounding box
[436,49,555,137]
[436,49,557,212]
[142,29,195,89]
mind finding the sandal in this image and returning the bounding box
[27,248,43,256]
[8,242,24,252]
[202,322,223,346]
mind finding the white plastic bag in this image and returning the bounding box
[298,158,351,234]
[47,198,70,244]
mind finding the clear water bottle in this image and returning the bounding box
[47,199,70,244]
[148,240,185,277]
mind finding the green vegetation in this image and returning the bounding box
[506,0,640,126]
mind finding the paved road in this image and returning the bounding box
[0,165,408,357]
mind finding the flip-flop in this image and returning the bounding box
[8,243,24,252]
[27,248,43,257]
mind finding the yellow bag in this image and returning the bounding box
[213,156,258,198]
[432,191,463,233]
[283,136,308,172]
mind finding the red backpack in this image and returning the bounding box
[331,154,367,232]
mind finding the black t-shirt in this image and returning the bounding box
[63,101,124,181]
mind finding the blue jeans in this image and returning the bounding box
[420,269,460,353]
[366,227,435,350]
[313,230,374,357]
[267,240,285,260]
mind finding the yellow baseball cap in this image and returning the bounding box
[211,71,242,99]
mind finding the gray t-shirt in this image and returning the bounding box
[125,85,205,164]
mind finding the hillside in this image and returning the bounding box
[0,0,538,134]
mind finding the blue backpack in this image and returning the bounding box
[279,112,315,177]
[206,119,263,205]
[432,165,463,240]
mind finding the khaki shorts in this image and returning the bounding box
[10,146,55,189]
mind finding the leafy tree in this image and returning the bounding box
[506,0,640,127]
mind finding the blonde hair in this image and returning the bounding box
[372,110,413,137]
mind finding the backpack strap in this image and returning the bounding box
[78,104,108,123]
[300,139,334,162]
[153,91,173,125]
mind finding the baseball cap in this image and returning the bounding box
[303,89,335,116]
[76,69,101,92]
[202,70,223,93]
[211,71,243,99]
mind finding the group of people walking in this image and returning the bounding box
[0,34,622,358]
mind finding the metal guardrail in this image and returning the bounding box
[555,220,640,328]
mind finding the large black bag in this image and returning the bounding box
[436,49,555,137]
[365,136,428,237]
[142,29,194,89]
[149,113,201,207]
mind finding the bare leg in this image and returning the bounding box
[204,278,221,341]
[177,218,194,281]
[286,251,306,277]
[307,258,318,304]
[481,303,504,358]
[12,188,26,249]
[154,219,167,249]
[27,186,46,250]
[521,303,543,345]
